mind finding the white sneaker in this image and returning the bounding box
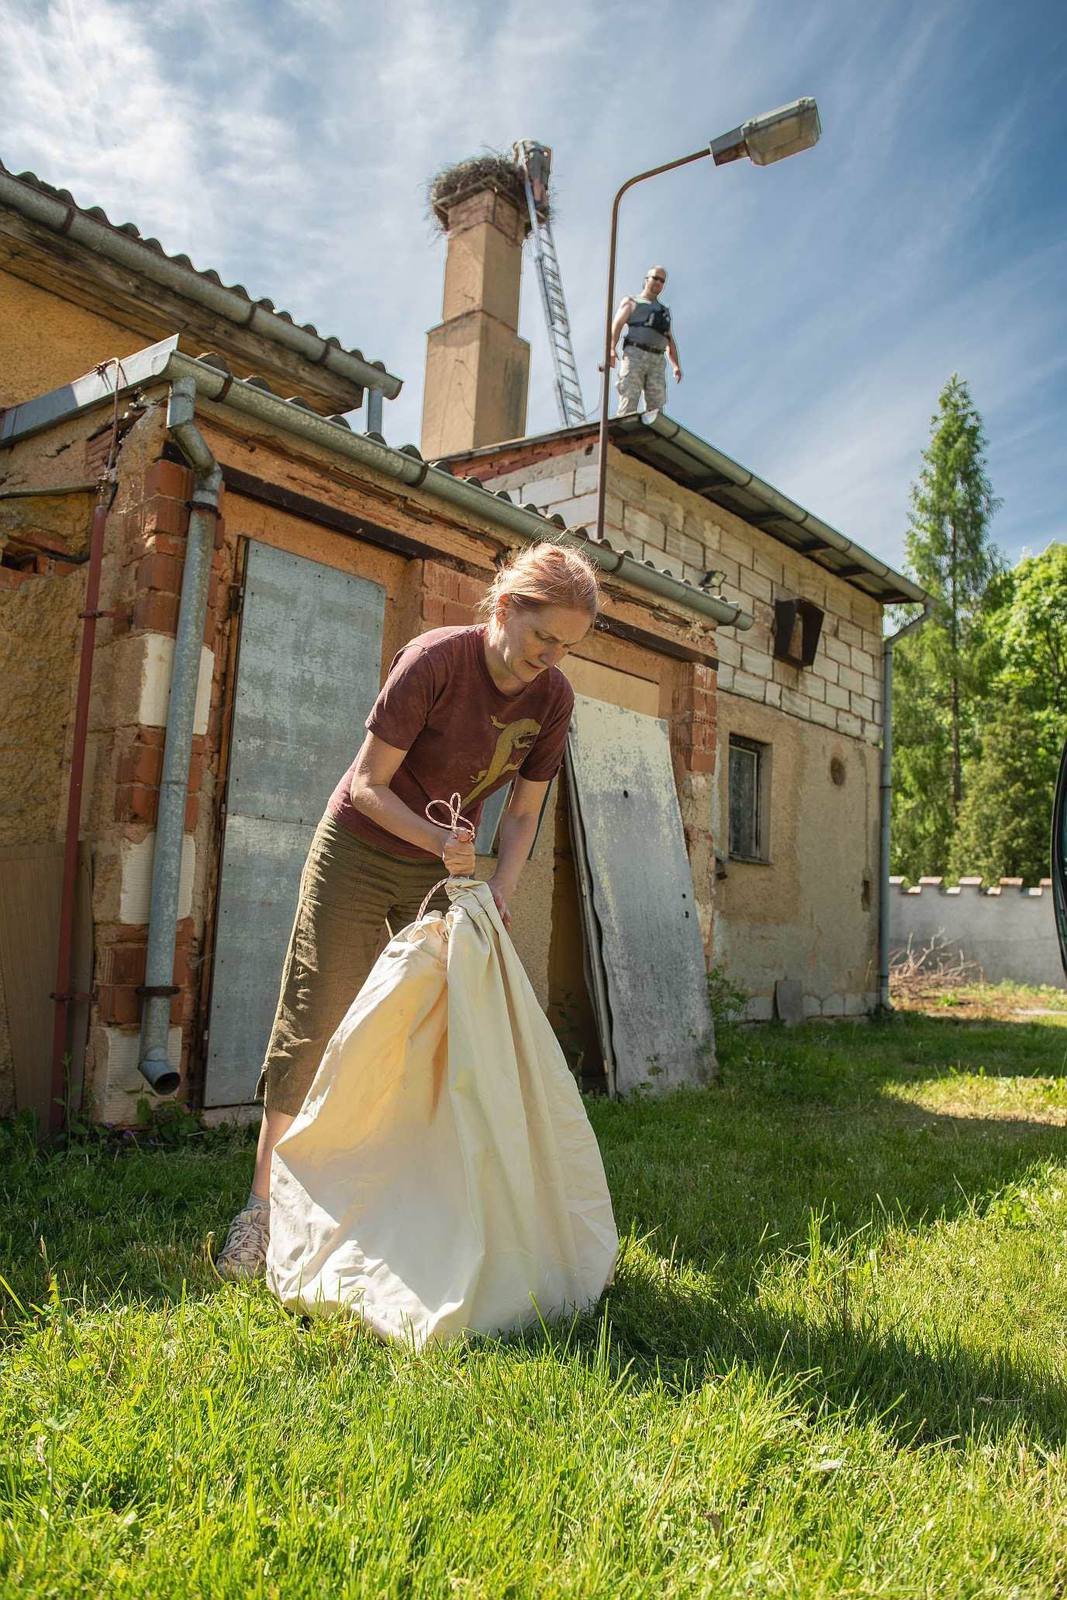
[214,1200,270,1281]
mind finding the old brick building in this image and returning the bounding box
[1,158,769,1125]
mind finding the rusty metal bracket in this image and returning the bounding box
[136,983,180,998]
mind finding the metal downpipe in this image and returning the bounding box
[137,379,222,1092]
[878,602,934,1013]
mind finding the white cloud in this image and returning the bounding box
[1,0,1061,567]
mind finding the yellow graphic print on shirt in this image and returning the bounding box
[463,716,542,806]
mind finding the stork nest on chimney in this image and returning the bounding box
[427,153,538,231]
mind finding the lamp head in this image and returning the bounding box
[711,97,821,167]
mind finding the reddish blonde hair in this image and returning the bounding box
[477,541,600,622]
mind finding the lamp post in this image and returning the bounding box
[594,97,822,543]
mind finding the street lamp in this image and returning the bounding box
[594,97,821,543]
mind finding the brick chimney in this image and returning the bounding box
[420,189,530,459]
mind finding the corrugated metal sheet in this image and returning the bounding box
[0,157,400,393]
[567,695,715,1096]
[204,542,385,1106]
[443,417,928,607]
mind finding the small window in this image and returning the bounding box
[728,737,771,862]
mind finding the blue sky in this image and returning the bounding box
[2,0,1064,573]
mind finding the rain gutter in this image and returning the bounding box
[1,338,753,630]
[0,171,402,401]
[137,378,222,1094]
[878,601,934,1013]
[620,412,929,606]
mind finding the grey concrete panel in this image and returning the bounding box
[205,542,386,1106]
[568,695,715,1095]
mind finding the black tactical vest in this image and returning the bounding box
[625,298,671,352]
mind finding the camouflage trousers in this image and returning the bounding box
[617,346,667,415]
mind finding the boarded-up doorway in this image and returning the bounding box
[203,541,386,1107]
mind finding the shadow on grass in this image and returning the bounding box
[593,1013,1067,1280]
[536,1258,1067,1453]
[1,1013,1064,1453]
[0,1119,256,1320]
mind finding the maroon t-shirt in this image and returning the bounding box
[328,625,574,861]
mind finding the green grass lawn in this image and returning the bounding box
[1,1006,1065,1598]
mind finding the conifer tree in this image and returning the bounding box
[892,376,1002,876]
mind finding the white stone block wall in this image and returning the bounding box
[484,447,887,748]
[890,877,1065,989]
[739,991,878,1022]
[90,1024,183,1124]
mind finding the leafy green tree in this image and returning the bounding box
[891,376,1002,876]
[948,543,1066,883]
[996,541,1066,715]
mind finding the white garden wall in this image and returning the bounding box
[889,877,1064,989]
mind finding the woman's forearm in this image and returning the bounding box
[492,810,539,895]
[349,780,446,857]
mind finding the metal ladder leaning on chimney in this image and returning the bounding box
[513,141,587,430]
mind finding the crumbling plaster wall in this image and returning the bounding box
[0,566,84,847]
[713,692,879,1018]
[0,565,84,1117]
[0,266,150,410]
[471,438,887,1015]
[0,414,106,1117]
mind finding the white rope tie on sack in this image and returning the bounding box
[417,793,477,921]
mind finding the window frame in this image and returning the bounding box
[727,735,772,864]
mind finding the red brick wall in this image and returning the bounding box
[419,558,486,630]
[95,918,196,1030]
[448,432,594,484]
[671,662,717,776]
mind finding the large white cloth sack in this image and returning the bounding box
[266,878,618,1346]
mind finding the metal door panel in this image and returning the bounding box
[567,695,715,1095]
[226,545,385,824]
[205,543,385,1106]
[206,815,313,1104]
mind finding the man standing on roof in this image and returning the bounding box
[609,265,682,416]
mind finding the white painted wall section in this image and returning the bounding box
[119,833,195,924]
[95,1024,183,1124]
[137,635,214,735]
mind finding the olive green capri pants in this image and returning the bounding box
[256,814,449,1116]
